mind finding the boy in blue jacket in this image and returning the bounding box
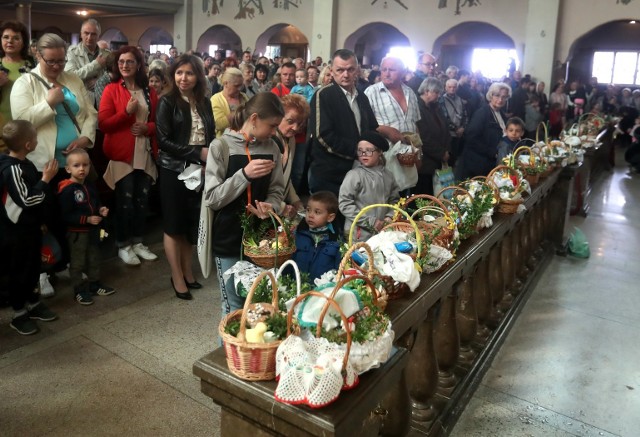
[292,191,342,282]
[58,149,114,305]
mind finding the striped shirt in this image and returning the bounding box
[365,82,421,135]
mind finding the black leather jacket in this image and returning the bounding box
[156,94,215,172]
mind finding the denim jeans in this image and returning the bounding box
[214,255,245,318]
[114,170,152,247]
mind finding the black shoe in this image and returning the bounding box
[184,277,203,289]
[171,279,193,300]
[10,313,38,335]
[28,302,58,321]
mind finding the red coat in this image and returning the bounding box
[98,80,158,162]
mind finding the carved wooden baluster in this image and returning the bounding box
[499,231,514,310]
[488,242,505,319]
[435,292,460,396]
[510,224,524,294]
[456,275,478,368]
[534,200,545,256]
[474,257,497,336]
[542,194,551,241]
[518,217,531,280]
[377,332,413,436]
[405,307,440,423]
[526,212,539,269]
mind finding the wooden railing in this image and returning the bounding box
[193,164,577,437]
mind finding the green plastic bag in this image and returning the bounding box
[568,227,590,258]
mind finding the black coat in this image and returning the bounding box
[308,83,378,195]
[416,99,451,175]
[459,103,505,178]
[156,94,215,173]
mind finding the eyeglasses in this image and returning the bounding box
[492,94,509,101]
[118,59,136,66]
[42,57,67,67]
[357,149,377,157]
[2,35,22,42]
[421,62,436,68]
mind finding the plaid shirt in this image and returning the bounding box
[365,82,421,136]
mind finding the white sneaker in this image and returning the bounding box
[39,272,55,297]
[132,243,158,261]
[118,245,141,266]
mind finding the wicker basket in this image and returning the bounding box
[403,194,457,250]
[487,165,525,214]
[436,185,477,240]
[219,271,282,381]
[347,205,425,300]
[396,132,421,167]
[512,144,542,186]
[335,242,389,307]
[243,211,295,269]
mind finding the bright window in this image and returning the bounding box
[387,46,416,72]
[592,51,640,85]
[150,44,171,55]
[471,48,519,81]
[208,44,218,55]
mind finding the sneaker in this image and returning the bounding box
[132,243,158,261]
[118,246,141,266]
[39,272,55,298]
[10,313,38,335]
[28,302,58,321]
[75,291,94,305]
[90,281,116,296]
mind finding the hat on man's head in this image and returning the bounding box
[359,131,389,152]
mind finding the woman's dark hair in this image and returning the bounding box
[167,54,208,105]
[111,45,148,88]
[254,63,269,80]
[0,20,30,60]
[230,92,285,130]
[368,70,381,85]
[148,68,166,84]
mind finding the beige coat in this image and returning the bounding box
[11,64,97,170]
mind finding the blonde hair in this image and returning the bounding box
[221,67,243,85]
[37,33,67,55]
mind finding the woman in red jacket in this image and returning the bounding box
[98,46,159,266]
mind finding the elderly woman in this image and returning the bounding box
[0,20,36,145]
[415,78,451,195]
[456,82,511,179]
[318,65,333,87]
[273,93,310,217]
[211,67,248,138]
[240,63,257,98]
[156,54,215,299]
[11,33,97,290]
[99,46,159,266]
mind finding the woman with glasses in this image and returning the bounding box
[11,33,98,294]
[456,82,511,180]
[98,45,159,266]
[0,20,36,150]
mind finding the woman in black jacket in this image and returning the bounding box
[156,54,215,299]
[416,77,451,195]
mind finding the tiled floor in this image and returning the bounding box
[451,153,640,436]
[1,150,638,436]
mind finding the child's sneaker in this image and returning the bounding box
[132,243,158,261]
[10,313,38,335]
[28,302,58,321]
[90,281,115,296]
[39,272,55,297]
[75,285,94,306]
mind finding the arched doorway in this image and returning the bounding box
[255,24,308,60]
[566,20,640,85]
[197,25,242,57]
[138,27,173,52]
[434,22,515,77]
[101,28,128,50]
[344,22,410,67]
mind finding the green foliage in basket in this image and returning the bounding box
[317,280,390,344]
[240,212,294,252]
[250,272,313,312]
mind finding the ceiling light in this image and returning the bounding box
[631,20,636,24]
[76,10,88,16]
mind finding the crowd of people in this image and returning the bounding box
[1,17,639,335]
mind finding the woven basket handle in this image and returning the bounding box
[411,205,455,228]
[348,203,422,258]
[276,259,302,298]
[336,242,376,282]
[467,176,500,203]
[285,291,352,372]
[535,121,548,144]
[237,270,279,342]
[513,145,535,167]
[436,185,473,204]
[487,165,521,191]
[328,274,378,308]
